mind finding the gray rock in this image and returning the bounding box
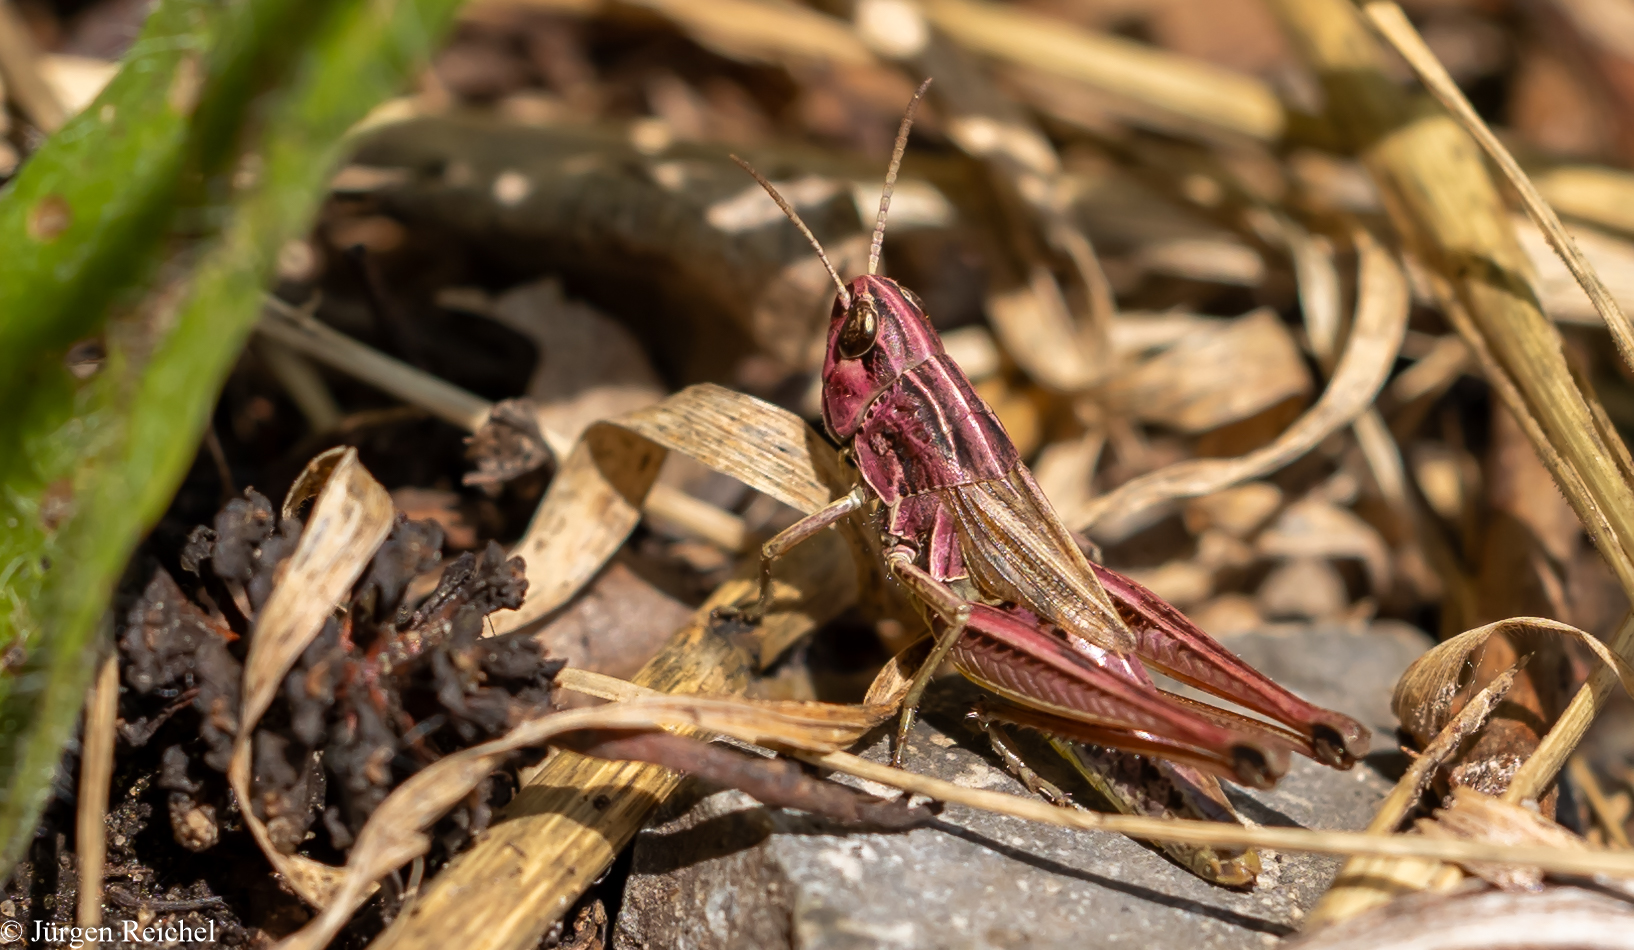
[612,622,1432,950]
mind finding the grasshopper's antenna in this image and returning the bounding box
[731,154,851,310]
[868,77,933,277]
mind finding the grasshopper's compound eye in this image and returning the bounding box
[838,295,879,359]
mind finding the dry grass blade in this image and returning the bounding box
[467,0,871,66]
[919,0,1284,141]
[254,337,342,433]
[1392,618,1634,754]
[627,0,871,67]
[259,298,491,431]
[486,672,1634,878]
[1285,218,1416,525]
[501,383,851,635]
[1388,335,1472,408]
[227,447,394,908]
[74,654,118,947]
[557,669,1634,877]
[1309,663,1523,926]
[1359,0,1634,377]
[1283,218,1345,369]
[1075,230,1408,531]
[557,667,893,747]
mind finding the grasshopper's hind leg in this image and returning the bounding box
[884,549,972,767]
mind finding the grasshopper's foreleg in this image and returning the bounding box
[885,549,971,767]
[733,486,867,622]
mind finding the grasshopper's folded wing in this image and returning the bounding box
[946,468,1136,653]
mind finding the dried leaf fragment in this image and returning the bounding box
[1393,617,1634,750]
[1097,307,1310,434]
[1417,788,1592,890]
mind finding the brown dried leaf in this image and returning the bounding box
[1109,311,1219,360]
[1258,558,1349,621]
[1130,238,1266,287]
[1076,231,1408,530]
[1393,617,1634,746]
[1257,497,1393,595]
[1183,482,1284,538]
[1516,215,1634,328]
[1097,307,1310,433]
[985,269,1100,392]
[1031,432,1106,520]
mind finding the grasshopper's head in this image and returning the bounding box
[727,79,936,445]
[819,274,943,441]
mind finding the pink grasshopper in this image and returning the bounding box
[730,80,1369,793]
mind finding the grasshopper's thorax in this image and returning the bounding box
[820,275,944,442]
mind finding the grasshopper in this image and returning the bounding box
[729,80,1369,796]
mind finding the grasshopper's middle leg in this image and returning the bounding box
[733,487,867,622]
[969,707,1080,808]
[885,549,972,767]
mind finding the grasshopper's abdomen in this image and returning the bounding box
[852,355,1019,506]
